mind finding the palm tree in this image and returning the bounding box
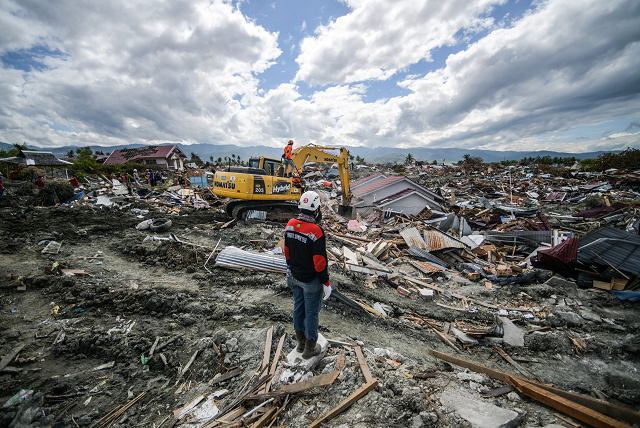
[404,153,415,165]
[217,157,222,163]
[209,156,213,163]
[66,150,75,158]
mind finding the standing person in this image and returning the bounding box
[156,170,163,185]
[283,140,296,177]
[133,169,140,184]
[69,175,79,187]
[149,169,155,186]
[177,174,185,187]
[36,175,44,187]
[0,173,4,196]
[284,191,331,359]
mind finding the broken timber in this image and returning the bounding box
[307,378,379,428]
[510,377,633,428]
[247,372,340,399]
[0,343,25,372]
[428,349,640,426]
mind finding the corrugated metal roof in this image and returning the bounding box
[483,230,552,245]
[423,229,467,251]
[401,226,468,252]
[104,145,186,165]
[352,175,404,197]
[410,260,445,273]
[408,245,450,268]
[350,173,384,189]
[215,246,287,273]
[537,237,579,264]
[577,227,640,276]
[400,227,427,250]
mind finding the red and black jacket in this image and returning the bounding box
[284,218,329,285]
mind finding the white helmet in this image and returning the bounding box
[299,191,321,211]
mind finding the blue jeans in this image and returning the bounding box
[288,276,323,341]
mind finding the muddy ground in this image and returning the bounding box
[0,200,639,428]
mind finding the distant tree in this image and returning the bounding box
[355,155,365,164]
[231,154,236,162]
[404,153,415,165]
[217,157,222,163]
[462,154,483,165]
[236,156,241,165]
[432,160,438,165]
[76,147,93,158]
[348,151,355,163]
[209,156,214,163]
[66,150,75,158]
[95,150,104,155]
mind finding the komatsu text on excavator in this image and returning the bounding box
[213,145,353,220]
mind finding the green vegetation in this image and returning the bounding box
[519,155,578,165]
[0,143,29,158]
[588,148,640,171]
[404,153,415,165]
[460,154,483,165]
[71,146,142,175]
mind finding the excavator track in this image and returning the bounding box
[226,200,300,221]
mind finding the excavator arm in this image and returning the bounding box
[291,145,353,205]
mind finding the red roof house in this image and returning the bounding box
[103,145,187,170]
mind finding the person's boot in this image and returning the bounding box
[295,331,305,353]
[302,338,321,359]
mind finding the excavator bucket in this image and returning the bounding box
[337,204,354,219]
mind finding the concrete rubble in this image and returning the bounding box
[0,159,639,427]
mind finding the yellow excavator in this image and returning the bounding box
[213,145,353,220]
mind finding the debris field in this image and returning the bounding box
[1,164,639,428]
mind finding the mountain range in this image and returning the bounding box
[0,141,613,164]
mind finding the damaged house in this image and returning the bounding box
[103,145,188,170]
[351,173,444,216]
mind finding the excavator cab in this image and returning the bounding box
[214,146,354,220]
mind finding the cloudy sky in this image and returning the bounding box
[1,0,639,153]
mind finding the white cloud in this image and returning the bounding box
[295,0,504,85]
[0,0,639,155]
[0,0,281,147]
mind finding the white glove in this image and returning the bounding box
[323,282,331,301]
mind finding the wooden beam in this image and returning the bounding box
[250,406,278,428]
[493,346,542,383]
[265,334,286,393]
[353,346,373,383]
[281,371,340,394]
[209,367,243,386]
[0,344,25,372]
[260,326,274,374]
[247,372,341,400]
[511,377,633,428]
[428,350,640,426]
[307,378,378,428]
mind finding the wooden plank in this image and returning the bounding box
[209,367,243,386]
[511,377,633,428]
[0,344,25,372]
[354,346,373,383]
[250,406,278,428]
[493,346,542,383]
[481,385,513,398]
[428,350,640,426]
[405,277,498,310]
[307,378,378,428]
[420,386,447,425]
[265,334,286,393]
[260,326,274,374]
[281,371,340,394]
